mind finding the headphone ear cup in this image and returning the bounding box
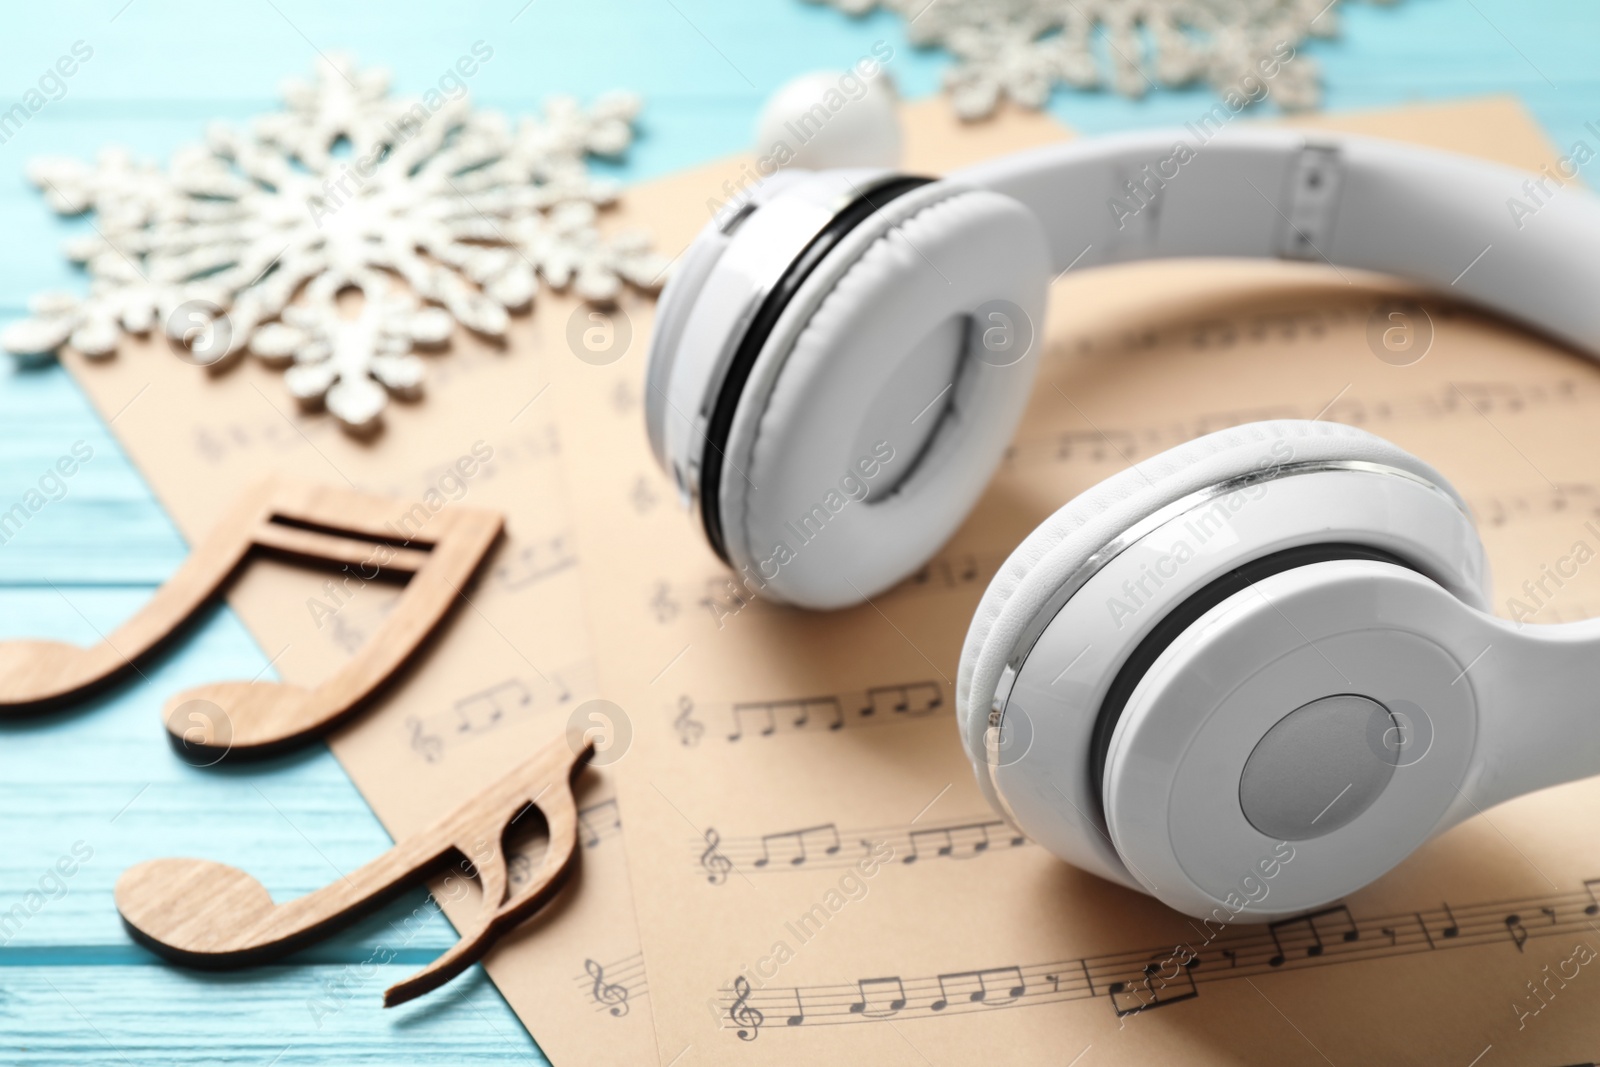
[719,187,1051,609]
[959,420,1485,892]
[959,420,1471,756]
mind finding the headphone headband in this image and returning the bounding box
[642,124,1600,917]
[950,128,1600,359]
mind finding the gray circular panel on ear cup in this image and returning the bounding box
[1238,694,1399,841]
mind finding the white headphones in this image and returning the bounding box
[644,128,1600,921]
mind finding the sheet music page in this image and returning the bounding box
[59,294,656,1063]
[536,96,1600,1065]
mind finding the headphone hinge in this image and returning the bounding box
[1276,142,1344,261]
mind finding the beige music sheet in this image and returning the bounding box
[533,95,1600,1066]
[59,301,655,1060]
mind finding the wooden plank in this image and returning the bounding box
[0,0,1596,1062]
[0,963,543,1066]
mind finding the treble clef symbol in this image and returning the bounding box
[584,958,629,1018]
[407,717,443,763]
[701,828,732,885]
[729,975,763,1041]
[674,696,705,747]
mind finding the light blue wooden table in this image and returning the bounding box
[0,1,1592,1062]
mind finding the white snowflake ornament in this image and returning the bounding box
[251,274,445,435]
[5,54,665,433]
[809,0,1396,119]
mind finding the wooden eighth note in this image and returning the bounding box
[115,732,594,1007]
[0,477,502,754]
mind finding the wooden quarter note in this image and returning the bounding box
[114,732,594,1007]
[0,477,502,753]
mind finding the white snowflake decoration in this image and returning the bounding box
[2,53,668,433]
[807,0,1395,120]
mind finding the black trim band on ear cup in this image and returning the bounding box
[1086,542,1418,810]
[698,175,936,564]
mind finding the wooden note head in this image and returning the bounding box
[163,681,314,759]
[116,731,597,1006]
[116,858,281,963]
[0,639,101,710]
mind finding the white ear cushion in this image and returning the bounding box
[720,188,1051,608]
[957,420,1468,761]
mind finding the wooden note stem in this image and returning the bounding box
[115,732,594,1007]
[0,476,503,754]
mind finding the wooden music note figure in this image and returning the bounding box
[0,477,502,754]
[114,732,593,1007]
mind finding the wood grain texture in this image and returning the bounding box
[0,0,1596,1063]
[0,476,503,754]
[115,732,594,1007]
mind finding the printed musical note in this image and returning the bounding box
[611,379,637,414]
[451,679,530,733]
[1189,318,1238,349]
[728,702,776,741]
[1465,483,1600,532]
[1003,379,1588,470]
[728,697,843,739]
[700,828,733,885]
[898,550,1004,597]
[860,681,943,718]
[724,878,1600,1030]
[753,824,842,868]
[577,798,622,848]
[649,582,680,624]
[1110,954,1199,1016]
[903,822,996,863]
[930,967,1026,1010]
[786,696,842,731]
[1506,913,1529,952]
[848,976,908,1018]
[699,575,755,625]
[1265,905,1359,967]
[706,680,950,744]
[673,696,705,747]
[668,681,953,748]
[707,816,1026,875]
[584,958,630,1017]
[630,475,659,515]
[729,976,763,1040]
[493,533,577,592]
[1584,879,1600,916]
[785,989,806,1027]
[661,548,1003,629]
[327,612,367,654]
[404,666,592,762]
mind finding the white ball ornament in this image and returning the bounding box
[754,70,902,171]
